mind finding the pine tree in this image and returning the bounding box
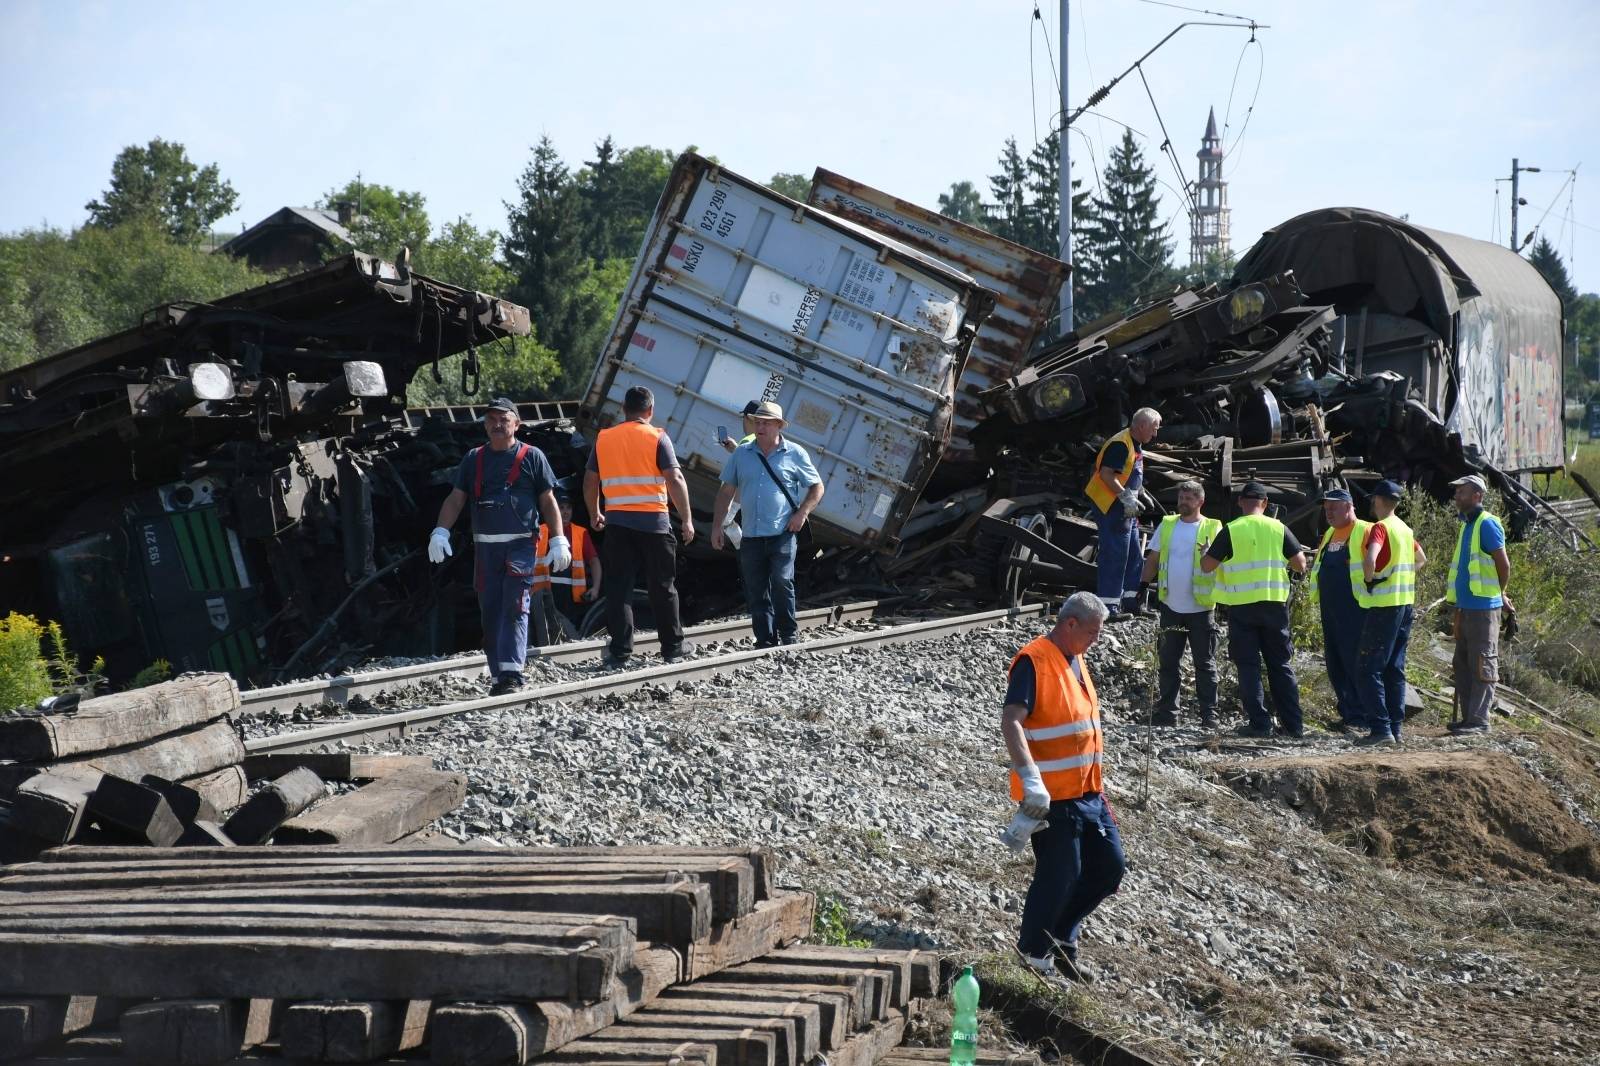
[1528,236,1578,309]
[1022,132,1060,255]
[577,136,622,264]
[987,138,1029,246]
[504,136,590,394]
[1075,130,1175,323]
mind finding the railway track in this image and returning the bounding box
[240,600,883,717]
[246,603,1047,754]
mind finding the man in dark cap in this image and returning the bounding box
[1355,480,1426,744]
[1307,487,1371,734]
[583,385,696,666]
[429,397,565,694]
[1200,481,1309,737]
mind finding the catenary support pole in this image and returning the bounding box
[1059,0,1073,335]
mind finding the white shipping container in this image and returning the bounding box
[581,153,995,548]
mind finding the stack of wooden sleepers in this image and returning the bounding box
[0,844,962,1066]
[0,675,464,860]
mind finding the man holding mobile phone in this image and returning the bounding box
[720,401,761,453]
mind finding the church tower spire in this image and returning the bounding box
[1190,106,1231,267]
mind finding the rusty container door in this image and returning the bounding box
[807,168,1069,469]
[580,153,994,549]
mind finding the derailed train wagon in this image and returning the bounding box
[580,153,996,549]
[1233,207,1565,477]
[0,255,551,684]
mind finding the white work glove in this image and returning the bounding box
[427,526,452,564]
[999,808,1049,854]
[1118,488,1142,515]
[1015,764,1051,819]
[545,535,572,572]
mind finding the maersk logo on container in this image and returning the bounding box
[792,287,822,336]
[668,239,706,273]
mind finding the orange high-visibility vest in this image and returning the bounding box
[595,421,668,513]
[1084,428,1139,514]
[1008,635,1104,802]
[533,525,588,602]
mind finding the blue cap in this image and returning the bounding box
[1371,479,1404,499]
[1321,488,1353,503]
[485,396,518,416]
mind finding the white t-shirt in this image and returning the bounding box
[1162,518,1204,614]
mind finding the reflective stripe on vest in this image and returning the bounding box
[1084,428,1139,514]
[1447,511,1499,603]
[595,422,669,512]
[1008,635,1103,802]
[533,525,588,602]
[1368,515,1417,607]
[1212,514,1290,605]
[1308,520,1372,608]
[1155,514,1223,609]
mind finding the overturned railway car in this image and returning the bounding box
[0,255,570,685]
[1233,207,1566,480]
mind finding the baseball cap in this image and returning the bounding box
[1321,488,1353,503]
[485,396,518,416]
[1450,474,1487,492]
[1371,479,1405,499]
[741,400,761,417]
[1238,481,1270,499]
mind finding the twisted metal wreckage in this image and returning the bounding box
[0,162,1571,686]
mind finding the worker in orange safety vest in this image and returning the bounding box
[1001,591,1126,986]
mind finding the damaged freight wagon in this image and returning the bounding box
[0,254,578,685]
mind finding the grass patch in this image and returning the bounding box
[811,892,871,948]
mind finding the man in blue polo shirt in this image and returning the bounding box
[1446,474,1512,734]
[710,401,824,647]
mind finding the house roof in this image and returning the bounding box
[218,206,354,256]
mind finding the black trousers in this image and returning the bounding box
[600,525,683,658]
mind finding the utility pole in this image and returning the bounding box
[1059,0,1072,336]
[1510,158,1540,252]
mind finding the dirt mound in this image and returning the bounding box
[1212,749,1600,884]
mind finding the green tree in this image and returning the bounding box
[319,179,431,261]
[986,138,1029,245]
[1185,247,1236,289]
[607,145,677,259]
[1528,237,1577,308]
[1075,130,1176,323]
[504,136,591,387]
[423,216,512,293]
[84,138,239,244]
[0,221,272,371]
[766,172,811,201]
[936,181,986,227]
[577,136,624,263]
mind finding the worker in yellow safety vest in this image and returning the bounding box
[1001,591,1125,986]
[1352,480,1426,745]
[583,386,696,666]
[1200,480,1309,738]
[1084,408,1162,618]
[1139,478,1223,728]
[1444,474,1511,735]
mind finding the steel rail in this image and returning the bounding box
[239,601,883,718]
[246,604,1047,754]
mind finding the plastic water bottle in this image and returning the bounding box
[949,964,980,1066]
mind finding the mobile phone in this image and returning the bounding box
[717,425,729,443]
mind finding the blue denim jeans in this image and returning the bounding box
[1358,604,1413,738]
[1095,508,1144,610]
[1017,793,1126,959]
[1318,571,1368,728]
[739,533,797,646]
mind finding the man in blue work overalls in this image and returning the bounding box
[428,397,566,695]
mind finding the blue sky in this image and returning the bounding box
[3,0,1596,296]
